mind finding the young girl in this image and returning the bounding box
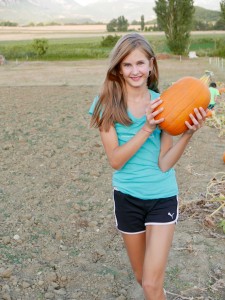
[89,33,206,300]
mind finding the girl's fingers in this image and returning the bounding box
[193,108,202,121]
[198,107,207,118]
[150,97,162,105]
[146,98,165,128]
[193,107,207,122]
[152,107,164,117]
[185,107,207,133]
[193,107,207,121]
[189,113,199,126]
[153,118,164,124]
[146,106,164,119]
[185,120,196,130]
[146,98,163,113]
[147,115,164,125]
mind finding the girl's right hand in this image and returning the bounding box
[145,98,164,131]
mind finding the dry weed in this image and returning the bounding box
[205,100,225,137]
[180,172,225,237]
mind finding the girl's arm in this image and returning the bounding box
[99,98,164,170]
[158,107,207,172]
[100,125,151,170]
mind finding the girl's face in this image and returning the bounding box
[119,48,152,89]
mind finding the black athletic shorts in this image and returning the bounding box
[113,189,179,234]
[208,104,215,110]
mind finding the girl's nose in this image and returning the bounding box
[131,66,139,75]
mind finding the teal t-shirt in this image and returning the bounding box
[89,90,178,200]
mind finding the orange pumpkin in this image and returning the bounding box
[219,87,225,95]
[206,109,213,118]
[223,152,225,163]
[155,77,210,135]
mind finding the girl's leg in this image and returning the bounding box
[142,224,175,300]
[121,232,146,286]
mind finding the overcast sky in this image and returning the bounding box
[75,0,221,11]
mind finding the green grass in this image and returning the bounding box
[0,245,33,264]
[0,38,109,60]
[165,265,192,291]
[0,33,225,61]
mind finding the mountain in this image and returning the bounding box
[149,6,221,25]
[0,0,156,24]
[194,6,221,23]
[0,0,220,25]
[0,0,92,24]
[82,0,155,23]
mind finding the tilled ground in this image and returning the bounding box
[0,60,225,300]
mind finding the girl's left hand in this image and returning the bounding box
[184,107,207,135]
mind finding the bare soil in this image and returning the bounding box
[0,58,225,300]
[0,26,224,41]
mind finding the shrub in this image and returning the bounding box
[211,38,225,58]
[100,35,121,47]
[32,39,49,56]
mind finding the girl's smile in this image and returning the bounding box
[130,76,142,81]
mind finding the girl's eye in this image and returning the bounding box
[138,61,144,65]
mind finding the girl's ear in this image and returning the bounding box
[149,57,154,69]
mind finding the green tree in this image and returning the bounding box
[214,18,225,30]
[221,0,225,21]
[107,18,117,32]
[101,35,121,47]
[32,39,48,56]
[141,15,145,31]
[107,16,129,32]
[212,1,225,30]
[154,0,195,54]
[117,16,129,31]
[0,21,18,26]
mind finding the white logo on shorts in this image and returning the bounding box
[168,212,174,219]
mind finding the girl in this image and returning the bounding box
[89,33,206,300]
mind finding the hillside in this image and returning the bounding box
[194,6,221,23]
[0,0,156,24]
[146,6,221,26]
[0,0,221,25]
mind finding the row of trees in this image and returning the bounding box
[107,0,225,55]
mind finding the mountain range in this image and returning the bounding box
[0,0,220,25]
[0,0,157,24]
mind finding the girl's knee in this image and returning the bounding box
[142,279,156,291]
[142,278,163,294]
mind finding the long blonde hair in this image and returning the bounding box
[90,33,159,131]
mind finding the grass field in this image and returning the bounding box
[0,26,225,61]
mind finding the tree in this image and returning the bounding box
[221,0,225,21]
[214,18,225,30]
[141,15,145,31]
[107,16,129,32]
[32,39,48,56]
[154,0,195,54]
[117,16,129,32]
[107,18,117,32]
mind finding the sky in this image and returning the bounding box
[75,0,221,11]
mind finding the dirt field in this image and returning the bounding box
[0,57,225,300]
[0,26,225,41]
